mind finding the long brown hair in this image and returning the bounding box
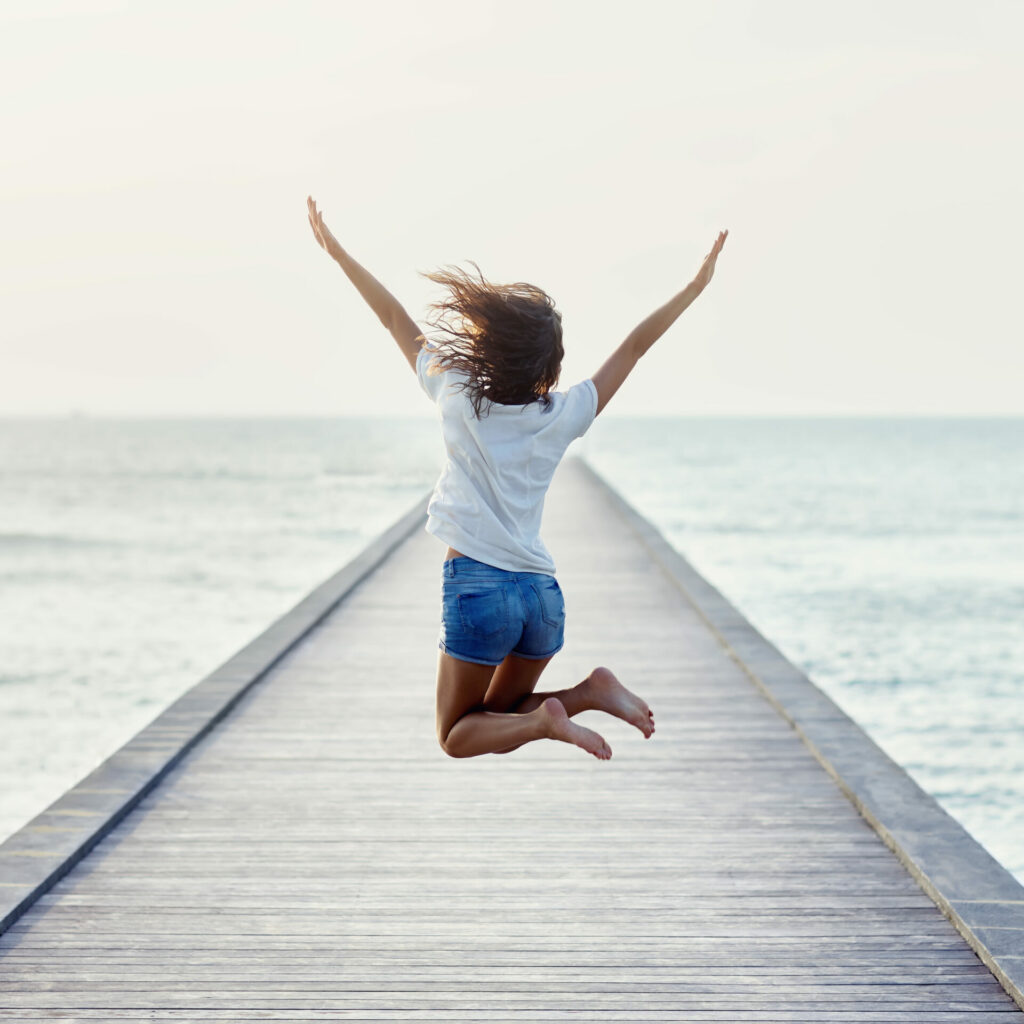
[419,261,564,418]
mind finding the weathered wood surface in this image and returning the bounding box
[0,456,1021,1021]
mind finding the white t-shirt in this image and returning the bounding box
[417,340,599,575]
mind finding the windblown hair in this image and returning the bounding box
[418,261,564,418]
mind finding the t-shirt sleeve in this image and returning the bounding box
[562,378,599,439]
[416,341,446,403]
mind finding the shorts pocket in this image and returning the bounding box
[531,579,565,629]
[456,588,510,638]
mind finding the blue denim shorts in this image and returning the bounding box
[439,556,566,666]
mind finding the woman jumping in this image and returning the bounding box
[307,195,727,761]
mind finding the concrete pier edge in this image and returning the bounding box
[0,488,432,935]
[576,454,1024,1011]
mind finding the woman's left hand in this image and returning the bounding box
[307,196,347,263]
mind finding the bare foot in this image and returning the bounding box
[583,666,655,738]
[538,697,612,760]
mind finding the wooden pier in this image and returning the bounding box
[1,455,1023,1021]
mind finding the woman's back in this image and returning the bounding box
[417,341,598,575]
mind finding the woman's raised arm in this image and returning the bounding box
[591,229,728,417]
[307,196,424,373]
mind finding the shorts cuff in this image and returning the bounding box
[510,641,565,660]
[437,639,503,667]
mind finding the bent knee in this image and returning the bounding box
[437,731,464,758]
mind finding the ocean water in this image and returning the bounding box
[0,417,443,844]
[1,415,1021,885]
[581,416,1024,882]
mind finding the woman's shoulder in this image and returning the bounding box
[417,340,465,403]
[547,378,598,437]
[554,377,598,406]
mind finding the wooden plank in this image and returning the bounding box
[0,1011,1021,1022]
[578,455,1024,1005]
[0,491,432,935]
[0,456,1020,1019]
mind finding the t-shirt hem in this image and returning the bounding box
[425,519,556,576]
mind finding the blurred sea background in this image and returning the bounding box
[1,413,1021,882]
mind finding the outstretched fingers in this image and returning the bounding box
[307,196,328,251]
[706,231,727,259]
[305,198,321,248]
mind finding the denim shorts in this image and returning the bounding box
[438,556,566,666]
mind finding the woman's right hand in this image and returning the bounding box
[691,229,728,293]
[307,195,347,264]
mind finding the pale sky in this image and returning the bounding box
[2,0,1021,416]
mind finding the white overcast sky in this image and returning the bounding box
[2,0,1021,416]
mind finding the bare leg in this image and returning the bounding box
[513,665,655,738]
[443,698,611,760]
[509,677,593,717]
[479,653,575,753]
[436,651,611,760]
[481,658,654,753]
